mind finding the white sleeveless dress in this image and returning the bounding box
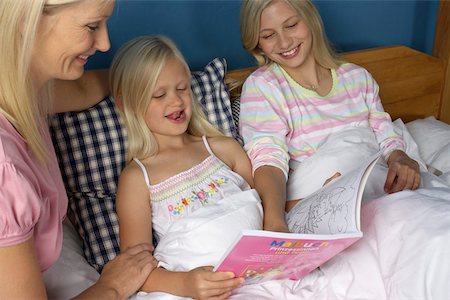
[133,136,263,271]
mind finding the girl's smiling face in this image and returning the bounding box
[145,57,193,139]
[258,0,313,71]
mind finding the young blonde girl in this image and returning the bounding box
[239,0,421,232]
[111,36,262,299]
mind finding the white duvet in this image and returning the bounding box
[44,121,450,300]
[132,165,450,300]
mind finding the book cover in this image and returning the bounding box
[214,152,381,284]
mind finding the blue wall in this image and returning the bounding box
[88,0,440,72]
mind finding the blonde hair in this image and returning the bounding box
[0,0,79,164]
[240,0,343,68]
[110,36,223,161]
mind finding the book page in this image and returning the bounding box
[286,152,380,235]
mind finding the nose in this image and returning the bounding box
[278,32,292,50]
[95,25,111,52]
[170,93,184,106]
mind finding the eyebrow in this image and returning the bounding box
[260,15,299,33]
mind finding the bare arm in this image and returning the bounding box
[53,69,109,113]
[211,136,254,187]
[0,239,47,299]
[254,165,288,232]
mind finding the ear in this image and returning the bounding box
[114,95,124,111]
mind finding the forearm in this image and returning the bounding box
[254,165,288,231]
[140,267,187,296]
[73,283,120,300]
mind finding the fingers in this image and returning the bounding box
[98,243,156,298]
[385,159,421,193]
[384,167,397,193]
[187,267,243,299]
[323,172,341,186]
[203,275,243,299]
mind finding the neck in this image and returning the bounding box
[285,58,328,92]
[31,67,50,95]
[155,132,192,152]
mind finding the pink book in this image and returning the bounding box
[214,152,380,285]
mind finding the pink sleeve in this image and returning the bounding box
[239,75,291,178]
[0,162,41,246]
[363,70,406,159]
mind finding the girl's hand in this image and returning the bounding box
[385,150,421,193]
[323,172,341,186]
[183,266,244,300]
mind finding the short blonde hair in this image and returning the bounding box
[110,36,223,161]
[0,0,79,163]
[240,0,343,68]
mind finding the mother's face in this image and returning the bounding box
[31,0,114,85]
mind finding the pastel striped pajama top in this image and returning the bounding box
[239,62,405,178]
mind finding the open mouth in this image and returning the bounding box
[280,46,299,58]
[166,111,185,122]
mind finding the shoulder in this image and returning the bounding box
[207,136,245,163]
[118,160,147,188]
[338,63,374,80]
[207,135,241,153]
[244,63,284,87]
[0,115,26,163]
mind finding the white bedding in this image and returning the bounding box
[44,118,450,299]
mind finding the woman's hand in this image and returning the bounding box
[83,243,157,299]
[385,150,421,193]
[182,266,244,300]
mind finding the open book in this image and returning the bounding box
[214,152,381,285]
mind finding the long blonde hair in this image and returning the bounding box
[240,0,343,69]
[110,36,223,161]
[0,0,80,164]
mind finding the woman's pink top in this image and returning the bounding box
[0,113,67,271]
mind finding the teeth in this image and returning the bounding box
[167,111,182,120]
[281,47,297,56]
[79,55,88,60]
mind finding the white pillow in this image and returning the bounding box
[406,116,450,165]
[429,143,450,174]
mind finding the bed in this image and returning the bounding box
[44,2,450,299]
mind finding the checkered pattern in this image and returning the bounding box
[49,58,239,273]
[191,58,238,139]
[231,97,243,145]
[50,96,125,272]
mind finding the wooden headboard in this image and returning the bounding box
[227,0,450,125]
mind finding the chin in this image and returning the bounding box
[61,69,85,81]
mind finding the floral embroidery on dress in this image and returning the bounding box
[167,177,229,216]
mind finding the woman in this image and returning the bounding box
[0,1,156,299]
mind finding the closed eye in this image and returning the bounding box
[153,93,165,99]
[87,23,100,32]
[286,22,298,29]
[261,33,275,40]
